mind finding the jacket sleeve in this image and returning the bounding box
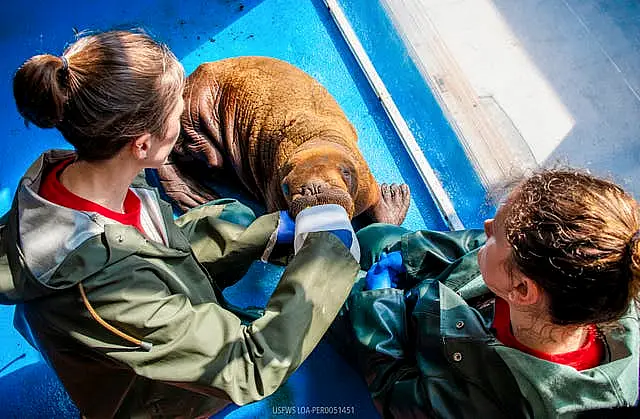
[63,231,359,405]
[346,287,409,369]
[173,200,282,289]
[342,227,487,362]
[343,284,424,417]
[357,224,486,291]
[401,228,486,291]
[0,213,14,304]
[345,280,524,418]
[338,228,518,417]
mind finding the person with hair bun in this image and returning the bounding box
[331,169,640,418]
[1,29,362,418]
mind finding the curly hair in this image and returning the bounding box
[501,169,640,325]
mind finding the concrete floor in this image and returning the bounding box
[381,0,640,195]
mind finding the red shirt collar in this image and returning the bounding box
[492,296,603,370]
[39,157,145,234]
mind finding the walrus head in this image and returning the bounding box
[280,144,359,219]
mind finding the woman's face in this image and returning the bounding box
[146,95,185,167]
[477,205,515,299]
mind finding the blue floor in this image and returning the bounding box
[0,0,489,417]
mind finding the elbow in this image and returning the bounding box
[227,359,295,406]
[231,385,278,406]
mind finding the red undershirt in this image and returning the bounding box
[492,296,604,370]
[39,158,146,235]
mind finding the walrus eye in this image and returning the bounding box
[341,168,352,183]
[341,167,357,195]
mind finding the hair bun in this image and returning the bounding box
[13,54,69,128]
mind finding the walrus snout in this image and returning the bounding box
[282,150,359,219]
[300,180,327,196]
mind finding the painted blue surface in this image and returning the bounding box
[340,0,493,229]
[0,0,489,417]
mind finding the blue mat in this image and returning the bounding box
[0,0,489,417]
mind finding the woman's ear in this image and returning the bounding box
[132,133,152,161]
[507,276,542,307]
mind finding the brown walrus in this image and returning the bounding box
[157,56,410,224]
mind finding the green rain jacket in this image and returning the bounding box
[333,224,639,418]
[0,150,360,418]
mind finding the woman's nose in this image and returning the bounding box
[484,218,494,237]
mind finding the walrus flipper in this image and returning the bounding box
[156,162,218,212]
[365,183,411,226]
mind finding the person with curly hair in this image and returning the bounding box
[332,169,640,418]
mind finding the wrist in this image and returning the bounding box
[276,210,295,244]
[293,204,360,261]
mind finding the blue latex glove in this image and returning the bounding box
[377,251,405,273]
[276,210,295,244]
[364,251,406,290]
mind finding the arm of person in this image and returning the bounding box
[0,213,13,305]
[358,225,485,268]
[60,230,359,405]
[346,280,524,418]
[358,225,487,292]
[402,228,488,292]
[173,199,291,289]
[332,228,487,365]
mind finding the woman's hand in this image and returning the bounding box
[278,209,353,248]
[364,251,406,290]
[276,210,295,244]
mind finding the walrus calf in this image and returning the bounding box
[158,56,410,224]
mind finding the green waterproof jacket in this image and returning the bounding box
[332,223,639,418]
[0,150,360,418]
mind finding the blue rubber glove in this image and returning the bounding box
[377,251,405,274]
[276,210,295,244]
[364,251,406,290]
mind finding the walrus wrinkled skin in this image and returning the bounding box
[158,56,410,224]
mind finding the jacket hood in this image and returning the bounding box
[0,150,186,304]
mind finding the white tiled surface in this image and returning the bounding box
[382,0,640,194]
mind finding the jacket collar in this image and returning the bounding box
[438,282,639,415]
[2,150,191,302]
